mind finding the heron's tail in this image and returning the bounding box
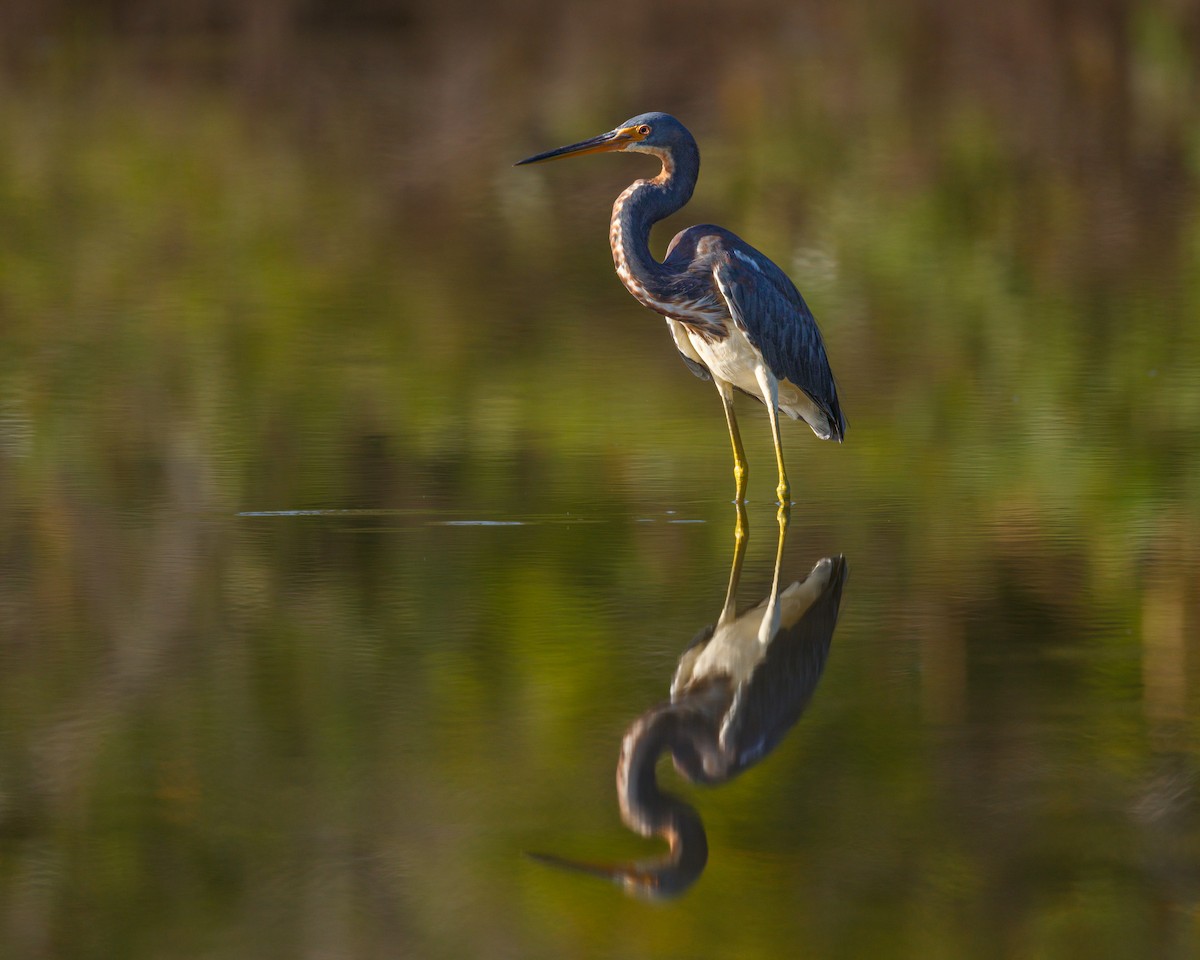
[817,397,846,442]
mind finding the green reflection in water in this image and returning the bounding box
[531,506,847,901]
[1,6,1199,958]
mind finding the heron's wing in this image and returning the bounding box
[677,353,711,380]
[667,318,711,380]
[713,249,845,439]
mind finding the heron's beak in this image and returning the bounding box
[514,126,642,166]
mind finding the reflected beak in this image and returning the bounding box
[525,849,701,901]
[514,126,639,166]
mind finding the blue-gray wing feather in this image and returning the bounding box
[678,353,711,380]
[713,248,846,440]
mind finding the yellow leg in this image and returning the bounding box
[757,492,792,645]
[715,378,749,503]
[753,366,791,505]
[772,500,790,577]
[718,501,749,626]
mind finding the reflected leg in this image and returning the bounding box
[717,501,749,627]
[714,377,749,503]
[757,498,791,645]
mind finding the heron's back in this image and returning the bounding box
[663,225,845,441]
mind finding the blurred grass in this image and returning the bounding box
[1,4,1200,958]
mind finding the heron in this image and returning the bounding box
[516,112,845,504]
[529,507,848,898]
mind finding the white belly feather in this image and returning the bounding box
[668,319,824,431]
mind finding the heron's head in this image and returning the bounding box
[515,112,695,166]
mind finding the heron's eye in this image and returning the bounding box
[637,124,652,137]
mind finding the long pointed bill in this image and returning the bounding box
[514,126,642,166]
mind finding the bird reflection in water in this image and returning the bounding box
[531,506,847,898]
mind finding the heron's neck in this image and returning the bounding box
[610,144,699,305]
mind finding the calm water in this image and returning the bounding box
[2,10,1200,958]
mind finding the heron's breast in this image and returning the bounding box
[617,265,726,335]
[684,325,763,392]
[683,325,821,423]
[610,209,726,332]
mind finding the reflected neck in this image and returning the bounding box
[615,705,709,896]
[618,707,706,834]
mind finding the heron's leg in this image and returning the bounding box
[714,377,749,503]
[753,365,791,505]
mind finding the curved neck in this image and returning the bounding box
[610,142,700,303]
[525,704,710,901]
[618,706,701,835]
[612,705,709,896]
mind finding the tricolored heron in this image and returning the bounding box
[529,507,847,898]
[516,112,846,504]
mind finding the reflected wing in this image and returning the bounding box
[714,250,845,439]
[722,555,847,767]
[670,623,716,696]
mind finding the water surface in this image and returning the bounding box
[2,9,1200,958]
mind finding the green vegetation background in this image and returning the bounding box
[1,1,1199,956]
